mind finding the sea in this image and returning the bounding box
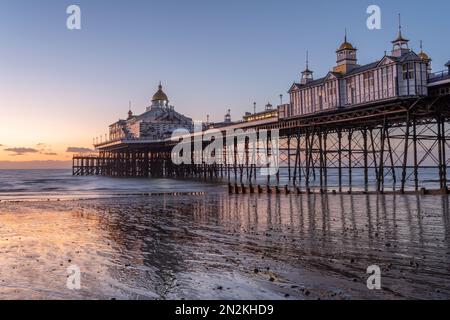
[0,168,444,201]
[0,169,225,201]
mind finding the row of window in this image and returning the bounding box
[288,62,427,117]
[345,65,396,105]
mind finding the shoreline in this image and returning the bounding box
[0,191,210,204]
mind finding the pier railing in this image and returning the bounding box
[429,70,450,83]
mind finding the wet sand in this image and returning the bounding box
[0,193,449,300]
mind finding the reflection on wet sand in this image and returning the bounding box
[219,194,450,298]
[0,193,449,299]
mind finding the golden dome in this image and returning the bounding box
[152,83,169,102]
[337,30,355,51]
[418,41,431,62]
[338,41,355,51]
[419,51,430,61]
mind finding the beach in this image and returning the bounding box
[1,172,449,300]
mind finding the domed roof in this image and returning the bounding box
[338,41,355,51]
[419,51,430,62]
[152,83,169,102]
[418,41,431,62]
[337,30,356,51]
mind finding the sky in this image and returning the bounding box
[0,0,449,168]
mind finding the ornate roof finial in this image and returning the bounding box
[303,51,313,74]
[127,101,133,119]
[392,13,409,45]
[306,50,309,70]
[301,51,314,83]
[345,28,348,43]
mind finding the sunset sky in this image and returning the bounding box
[1,0,449,168]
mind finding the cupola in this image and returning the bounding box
[391,14,410,57]
[333,30,358,74]
[301,51,314,84]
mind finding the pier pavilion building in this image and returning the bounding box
[106,84,194,143]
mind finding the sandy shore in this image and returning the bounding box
[0,193,449,299]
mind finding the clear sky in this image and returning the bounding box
[0,0,449,167]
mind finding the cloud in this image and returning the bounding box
[2,144,59,157]
[36,143,57,155]
[66,147,95,153]
[4,147,39,156]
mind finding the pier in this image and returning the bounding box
[74,31,450,194]
[73,80,450,194]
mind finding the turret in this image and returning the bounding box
[301,51,314,84]
[224,109,231,123]
[391,15,410,57]
[127,101,134,119]
[150,82,169,110]
[333,30,358,74]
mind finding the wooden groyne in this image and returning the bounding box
[227,183,449,196]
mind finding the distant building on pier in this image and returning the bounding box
[108,84,193,142]
[207,109,238,129]
[243,102,279,122]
